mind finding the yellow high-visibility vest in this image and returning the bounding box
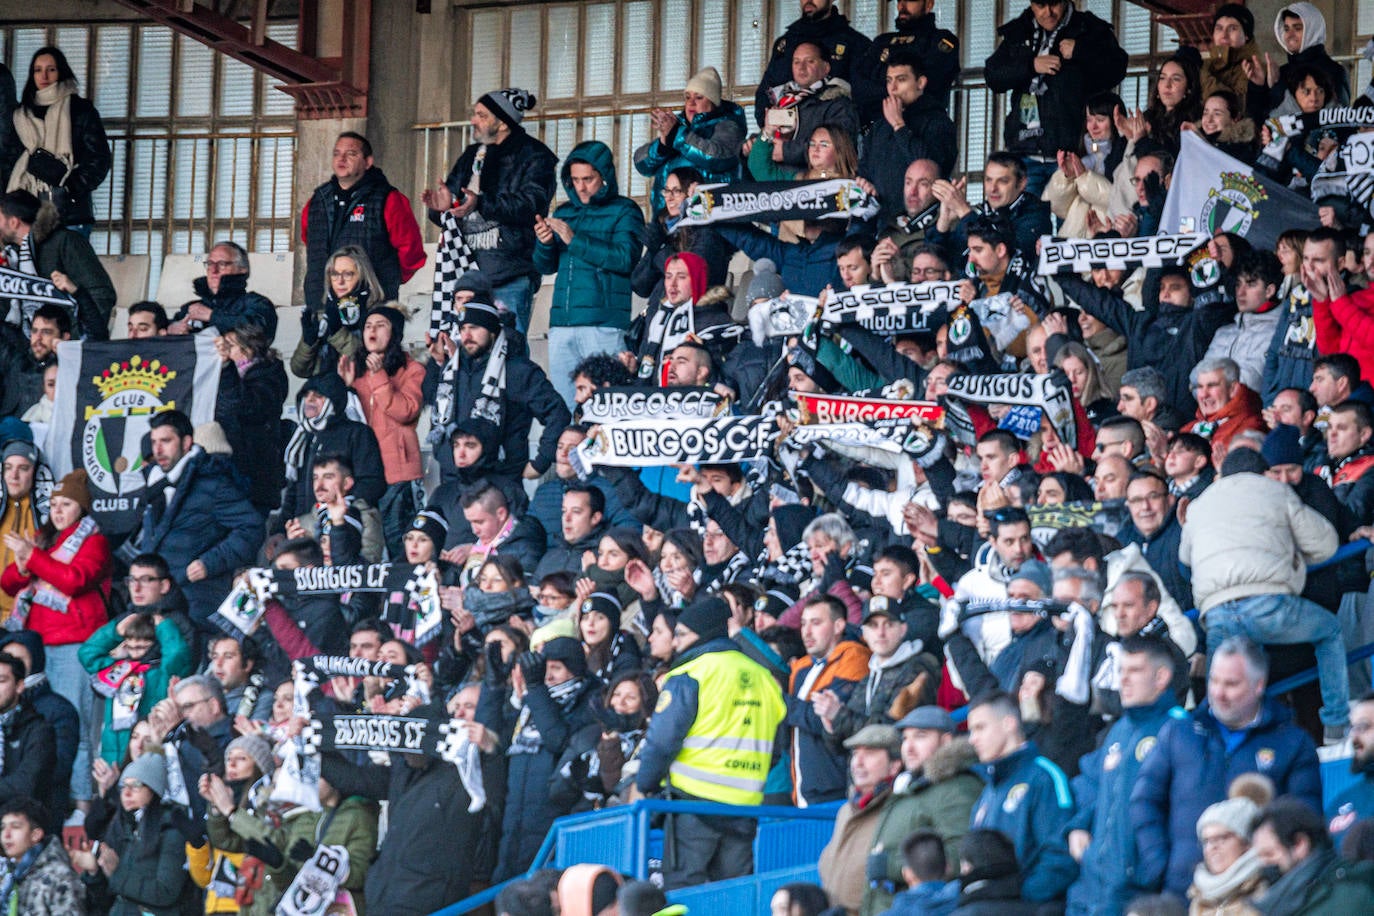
[666,649,786,806]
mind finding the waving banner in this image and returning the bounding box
[793,391,944,426]
[676,178,880,228]
[212,564,442,646]
[1161,131,1320,250]
[1036,232,1208,276]
[0,265,78,333]
[579,386,728,423]
[573,415,777,472]
[820,281,958,334]
[944,371,1076,450]
[46,335,220,536]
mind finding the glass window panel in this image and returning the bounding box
[261,22,296,116]
[218,55,255,117]
[469,11,505,100]
[256,137,294,220]
[546,6,580,100]
[848,2,879,39]
[621,114,651,199]
[620,2,653,96]
[733,0,766,95]
[933,0,958,33]
[965,0,997,68]
[135,27,171,118]
[510,8,543,99]
[1120,1,1151,56]
[129,139,167,221]
[170,229,206,254]
[583,4,615,97]
[93,138,126,222]
[172,138,210,220]
[659,0,691,92]
[92,27,130,120]
[90,229,120,256]
[214,136,253,219]
[13,30,49,81]
[698,0,729,81]
[54,29,88,89]
[256,228,290,252]
[1083,0,1112,26]
[177,35,213,117]
[1362,1,1374,35]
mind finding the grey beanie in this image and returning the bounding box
[1196,796,1260,842]
[746,259,785,302]
[122,752,169,797]
[227,733,277,778]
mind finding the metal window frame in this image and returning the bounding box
[2,20,297,261]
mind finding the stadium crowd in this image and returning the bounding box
[2,0,1374,913]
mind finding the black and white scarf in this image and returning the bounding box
[1028,5,1073,97]
[430,330,508,444]
[430,209,479,339]
[0,705,18,773]
[284,399,336,483]
[276,844,350,916]
[510,678,585,756]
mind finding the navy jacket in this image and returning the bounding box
[716,224,845,298]
[1065,695,1184,916]
[970,741,1078,903]
[129,449,263,629]
[1117,512,1192,612]
[1262,289,1316,405]
[172,274,278,343]
[1130,697,1322,897]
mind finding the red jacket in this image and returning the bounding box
[0,524,111,646]
[1314,287,1374,381]
[350,357,426,484]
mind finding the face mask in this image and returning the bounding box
[533,604,567,626]
[1259,864,1285,885]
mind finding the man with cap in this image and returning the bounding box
[476,634,600,881]
[819,723,906,916]
[753,0,871,129]
[301,130,426,313]
[871,706,981,905]
[635,596,786,889]
[423,89,558,334]
[1065,637,1186,916]
[813,593,942,745]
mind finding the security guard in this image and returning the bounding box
[854,0,961,125]
[752,0,872,127]
[636,597,787,889]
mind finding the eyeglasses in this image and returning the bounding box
[119,780,146,791]
[535,591,571,605]
[1201,833,1239,848]
[204,259,237,271]
[125,575,166,586]
[1125,492,1168,506]
[327,269,358,280]
[178,696,211,714]
[662,187,687,198]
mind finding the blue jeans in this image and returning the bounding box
[492,276,536,336]
[548,325,626,409]
[46,644,95,800]
[1021,157,1058,199]
[1205,593,1350,726]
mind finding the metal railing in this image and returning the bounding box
[430,798,840,915]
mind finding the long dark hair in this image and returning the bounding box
[351,307,408,377]
[21,47,78,111]
[225,322,280,365]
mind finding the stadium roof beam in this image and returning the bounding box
[110,0,371,119]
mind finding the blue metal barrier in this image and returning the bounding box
[668,862,821,911]
[430,800,840,915]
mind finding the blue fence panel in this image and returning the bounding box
[668,863,821,911]
[553,807,642,874]
[754,803,841,872]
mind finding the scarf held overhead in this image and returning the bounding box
[676,178,880,228]
[943,371,1077,450]
[579,386,728,423]
[1036,232,1208,275]
[820,281,959,335]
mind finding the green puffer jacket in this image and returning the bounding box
[533,140,644,330]
[209,795,379,916]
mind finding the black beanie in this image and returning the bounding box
[406,508,449,549]
[677,597,732,644]
[1213,2,1254,40]
[366,305,406,342]
[457,300,504,336]
[773,505,815,551]
[455,270,494,304]
[541,636,589,678]
[1221,447,1269,477]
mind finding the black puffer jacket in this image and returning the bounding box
[0,699,58,824]
[322,747,480,916]
[428,127,559,287]
[479,677,600,882]
[28,200,116,339]
[281,373,386,521]
[88,801,195,916]
[172,273,279,343]
[984,6,1127,158]
[215,356,288,511]
[1,93,111,227]
[752,9,873,126]
[0,324,54,420]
